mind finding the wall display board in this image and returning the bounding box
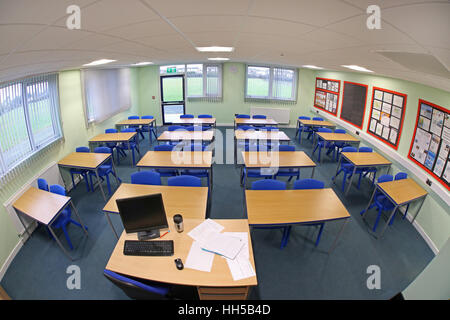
[367,87,407,150]
[314,77,340,115]
[340,81,368,129]
[408,99,450,190]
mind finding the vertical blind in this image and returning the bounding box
[83,68,131,123]
[0,74,62,178]
[184,63,223,100]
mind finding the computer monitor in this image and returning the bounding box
[116,193,168,240]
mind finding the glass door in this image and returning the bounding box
[160,75,185,125]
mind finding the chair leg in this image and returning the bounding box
[315,223,325,246]
[71,173,76,190]
[357,172,363,189]
[403,204,409,219]
[82,173,90,192]
[69,218,87,231]
[373,208,383,232]
[341,172,348,192]
[61,225,74,250]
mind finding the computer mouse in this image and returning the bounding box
[174,258,184,270]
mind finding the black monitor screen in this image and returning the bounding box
[116,193,168,234]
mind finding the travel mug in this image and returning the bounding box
[173,214,183,233]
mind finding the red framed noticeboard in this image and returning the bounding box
[366,87,407,150]
[408,99,450,190]
[314,77,340,116]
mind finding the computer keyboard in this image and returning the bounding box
[123,240,174,256]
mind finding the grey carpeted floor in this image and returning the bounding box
[0,126,434,300]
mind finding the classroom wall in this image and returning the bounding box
[0,69,140,271]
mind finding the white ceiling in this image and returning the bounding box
[0,0,449,91]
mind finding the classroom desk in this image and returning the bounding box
[12,187,88,260]
[115,118,156,145]
[58,152,117,201]
[234,118,278,129]
[296,119,336,144]
[313,132,360,163]
[171,118,216,128]
[241,151,316,188]
[361,178,428,238]
[157,130,215,144]
[105,218,257,300]
[88,132,138,167]
[234,130,291,164]
[335,152,392,196]
[245,188,350,252]
[103,183,209,239]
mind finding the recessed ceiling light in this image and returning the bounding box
[196,46,234,52]
[302,65,324,70]
[341,65,374,73]
[207,57,230,61]
[83,59,116,66]
[132,62,153,66]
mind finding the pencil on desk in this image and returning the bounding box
[160,231,170,238]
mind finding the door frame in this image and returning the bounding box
[160,74,186,125]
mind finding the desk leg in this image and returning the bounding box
[14,209,32,238]
[111,158,120,186]
[411,196,426,224]
[328,218,349,254]
[129,141,133,167]
[70,201,89,237]
[332,155,342,185]
[378,205,399,238]
[311,166,315,178]
[234,137,237,165]
[48,224,74,261]
[105,213,119,240]
[361,186,378,220]
[95,169,107,201]
[344,165,357,196]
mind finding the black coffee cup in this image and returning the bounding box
[173,214,183,233]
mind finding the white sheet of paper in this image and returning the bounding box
[223,232,249,259]
[201,232,245,260]
[187,219,225,245]
[393,95,403,107]
[226,257,256,281]
[374,90,383,100]
[185,241,215,272]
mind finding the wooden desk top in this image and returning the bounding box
[341,152,392,166]
[242,151,316,168]
[12,187,71,225]
[172,118,216,125]
[378,178,428,205]
[235,118,278,126]
[89,132,136,143]
[105,219,257,288]
[103,183,208,218]
[158,130,214,141]
[316,132,359,142]
[58,152,111,169]
[246,188,350,225]
[235,130,290,141]
[116,118,155,126]
[298,119,335,127]
[137,151,212,168]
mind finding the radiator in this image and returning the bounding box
[250,106,291,124]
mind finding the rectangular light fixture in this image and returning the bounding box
[133,62,153,66]
[83,59,116,66]
[208,57,229,61]
[196,46,234,52]
[341,65,374,73]
[302,65,324,70]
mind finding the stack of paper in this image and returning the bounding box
[184,219,256,281]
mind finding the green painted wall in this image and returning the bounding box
[0,69,140,269]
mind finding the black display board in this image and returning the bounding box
[340,81,368,129]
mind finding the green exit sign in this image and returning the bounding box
[167,67,176,73]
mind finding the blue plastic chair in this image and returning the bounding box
[356,147,377,189]
[360,174,396,232]
[236,125,255,131]
[88,147,121,195]
[37,178,49,191]
[274,145,300,182]
[168,175,202,187]
[49,184,87,250]
[105,128,125,162]
[117,128,141,166]
[179,144,210,187]
[69,147,91,192]
[236,114,250,119]
[328,129,348,161]
[296,116,311,142]
[168,125,186,131]
[252,114,267,119]
[332,146,358,192]
[198,114,213,118]
[153,144,178,177]
[259,126,279,131]
[131,171,161,186]
[241,145,275,186]
[127,115,145,140]
[312,128,334,162]
[307,117,324,140]
[197,114,213,129]
[141,115,157,143]
[180,114,194,119]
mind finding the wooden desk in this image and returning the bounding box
[296,119,335,143]
[245,188,350,252]
[12,187,88,260]
[241,151,316,187]
[234,130,291,164]
[89,132,138,167]
[58,152,116,201]
[105,219,257,300]
[116,118,156,145]
[103,183,209,238]
[171,118,216,127]
[313,132,360,163]
[336,152,392,196]
[234,117,278,128]
[362,178,428,238]
[157,130,214,143]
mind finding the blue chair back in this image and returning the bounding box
[168,175,202,187]
[252,115,267,119]
[378,174,393,183]
[395,172,408,180]
[186,125,203,131]
[131,171,161,186]
[251,179,286,190]
[198,114,212,118]
[180,114,194,118]
[121,128,136,133]
[76,146,90,153]
[334,129,346,134]
[359,147,373,152]
[260,127,279,131]
[313,117,324,121]
[94,147,113,155]
[168,125,186,131]
[128,116,139,120]
[317,128,332,133]
[236,125,254,131]
[298,116,310,120]
[236,114,250,119]
[105,128,118,133]
[37,178,49,191]
[154,144,174,151]
[279,145,295,151]
[49,184,66,196]
[293,179,325,190]
[342,146,357,153]
[141,115,154,119]
[184,143,205,151]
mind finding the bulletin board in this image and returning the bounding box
[314,77,340,116]
[367,87,407,150]
[340,81,368,129]
[408,99,450,190]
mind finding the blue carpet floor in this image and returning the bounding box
[0,127,434,300]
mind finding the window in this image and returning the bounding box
[82,68,131,123]
[0,74,62,176]
[245,65,297,102]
